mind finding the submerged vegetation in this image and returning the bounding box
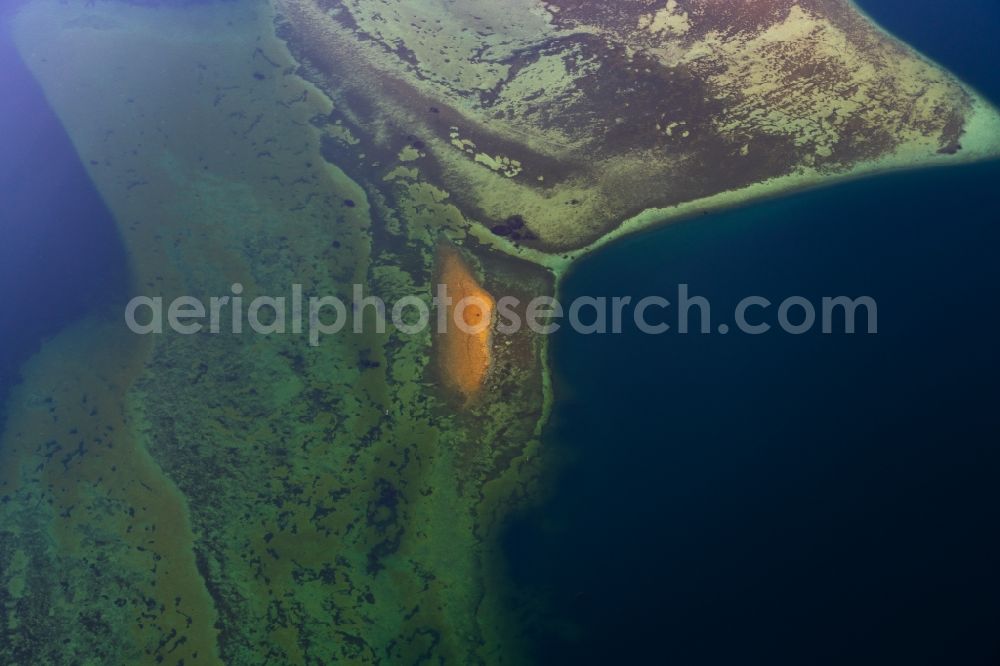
[1,0,998,662]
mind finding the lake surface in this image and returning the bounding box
[2,0,998,662]
[503,1,1000,663]
[0,8,128,430]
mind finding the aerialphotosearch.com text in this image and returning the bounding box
[124,283,878,345]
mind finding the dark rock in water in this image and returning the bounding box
[429,106,440,113]
[492,214,536,241]
[253,71,265,81]
[319,134,339,163]
[506,214,526,230]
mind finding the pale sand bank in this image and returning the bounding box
[473,90,1000,279]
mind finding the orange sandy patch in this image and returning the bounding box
[437,246,495,399]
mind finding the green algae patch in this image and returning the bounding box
[4,0,553,662]
[0,317,220,665]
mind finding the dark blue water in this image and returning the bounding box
[0,10,128,429]
[504,2,1000,664]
